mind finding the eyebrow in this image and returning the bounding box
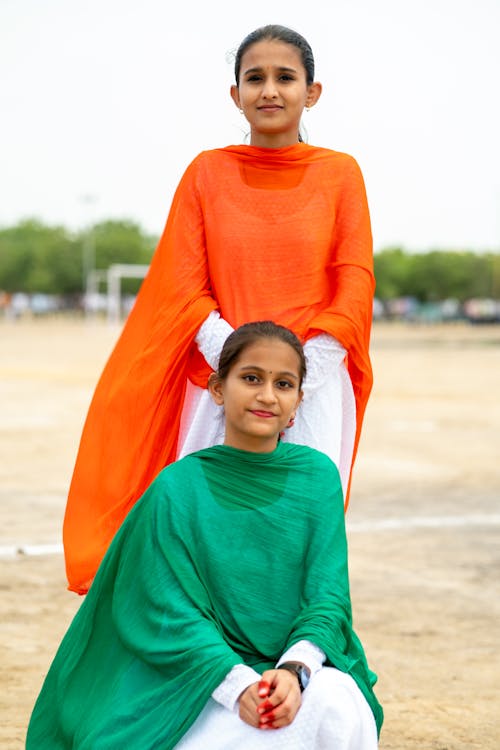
[243,66,298,76]
[238,365,299,381]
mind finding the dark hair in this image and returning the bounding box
[217,321,306,388]
[234,24,315,86]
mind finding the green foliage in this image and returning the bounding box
[0,219,157,294]
[0,219,81,294]
[89,220,155,269]
[372,248,410,299]
[374,247,499,302]
[79,220,156,293]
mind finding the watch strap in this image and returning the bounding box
[277,662,308,692]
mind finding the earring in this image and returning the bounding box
[239,108,244,114]
[305,106,311,112]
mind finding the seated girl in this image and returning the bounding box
[27,321,383,749]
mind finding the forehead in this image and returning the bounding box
[236,338,301,374]
[239,39,304,73]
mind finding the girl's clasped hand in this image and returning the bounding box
[239,671,302,729]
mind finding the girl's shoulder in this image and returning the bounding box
[280,442,342,479]
[152,453,203,489]
[280,444,344,512]
[177,148,244,186]
[276,443,341,489]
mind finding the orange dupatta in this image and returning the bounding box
[63,143,374,593]
[63,163,217,593]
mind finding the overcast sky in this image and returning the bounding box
[2,0,499,252]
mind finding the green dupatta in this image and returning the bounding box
[27,443,383,748]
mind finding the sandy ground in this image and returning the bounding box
[1,318,499,749]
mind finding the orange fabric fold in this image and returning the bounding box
[63,143,374,593]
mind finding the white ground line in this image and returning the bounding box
[347,513,500,533]
[0,542,63,558]
[1,514,499,559]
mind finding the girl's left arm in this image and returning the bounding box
[282,460,353,657]
[306,155,375,351]
[281,456,383,732]
[303,156,375,495]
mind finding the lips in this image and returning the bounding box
[257,105,283,112]
[251,410,276,418]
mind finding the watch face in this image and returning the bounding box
[298,666,310,690]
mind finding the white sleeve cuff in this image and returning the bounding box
[276,639,326,677]
[211,664,261,713]
[195,311,234,371]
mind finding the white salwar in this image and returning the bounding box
[177,313,357,498]
[175,667,378,750]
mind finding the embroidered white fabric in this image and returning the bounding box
[176,667,378,749]
[195,310,234,371]
[212,640,326,713]
[177,326,356,497]
[286,334,356,497]
[212,664,262,713]
[276,640,326,677]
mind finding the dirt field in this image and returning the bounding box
[1,319,499,749]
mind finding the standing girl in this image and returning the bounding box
[28,322,382,749]
[64,25,375,594]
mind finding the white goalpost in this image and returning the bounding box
[84,264,150,322]
[106,264,150,323]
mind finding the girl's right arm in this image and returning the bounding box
[195,310,234,370]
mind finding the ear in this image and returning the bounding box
[305,81,322,109]
[289,390,303,422]
[230,84,241,110]
[208,372,225,406]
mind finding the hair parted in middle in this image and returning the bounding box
[233,24,315,86]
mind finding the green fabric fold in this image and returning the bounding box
[27,443,382,748]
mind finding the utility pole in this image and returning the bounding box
[80,194,98,316]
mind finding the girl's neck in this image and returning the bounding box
[223,435,280,453]
[249,133,301,149]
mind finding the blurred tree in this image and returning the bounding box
[491,254,500,298]
[0,219,80,293]
[76,220,156,293]
[409,250,493,301]
[373,248,412,299]
[83,220,155,268]
[374,247,499,302]
[0,219,157,294]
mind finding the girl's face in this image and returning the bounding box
[230,39,321,148]
[209,337,303,453]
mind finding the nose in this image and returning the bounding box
[261,76,278,99]
[256,380,277,404]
